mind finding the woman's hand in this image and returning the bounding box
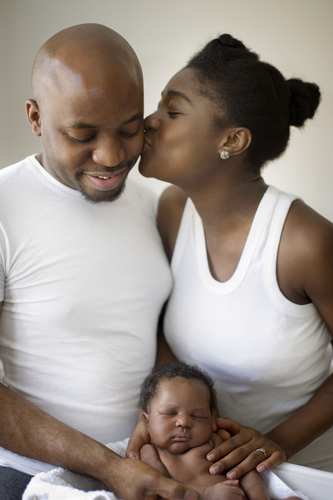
[126,414,150,459]
[207,418,286,479]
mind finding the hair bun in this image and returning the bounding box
[218,34,247,49]
[288,78,321,127]
[217,34,258,61]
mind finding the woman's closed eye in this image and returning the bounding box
[167,111,181,118]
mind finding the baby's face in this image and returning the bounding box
[144,377,214,454]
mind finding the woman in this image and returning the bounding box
[128,34,333,480]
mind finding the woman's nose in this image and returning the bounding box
[144,113,159,132]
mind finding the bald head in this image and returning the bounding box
[32,23,143,108]
[26,24,144,203]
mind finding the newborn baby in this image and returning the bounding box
[139,362,300,500]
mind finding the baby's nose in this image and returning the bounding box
[175,414,192,428]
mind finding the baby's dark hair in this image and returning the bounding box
[140,361,217,413]
[186,34,321,172]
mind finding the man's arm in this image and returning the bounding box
[0,302,197,500]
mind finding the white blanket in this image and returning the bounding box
[23,438,309,500]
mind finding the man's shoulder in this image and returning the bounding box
[124,178,158,215]
[0,156,35,183]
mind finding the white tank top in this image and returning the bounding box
[164,186,333,470]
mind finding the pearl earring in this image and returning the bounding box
[220,150,230,160]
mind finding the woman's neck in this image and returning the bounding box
[181,173,268,282]
[185,175,268,235]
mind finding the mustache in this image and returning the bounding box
[76,160,133,178]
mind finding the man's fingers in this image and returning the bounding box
[155,478,198,500]
[114,458,198,500]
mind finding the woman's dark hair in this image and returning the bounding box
[140,361,217,413]
[186,34,321,172]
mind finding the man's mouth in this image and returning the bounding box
[85,168,127,191]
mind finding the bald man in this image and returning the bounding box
[0,24,197,500]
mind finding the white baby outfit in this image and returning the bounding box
[0,155,172,474]
[164,186,333,471]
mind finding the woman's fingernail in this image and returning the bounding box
[227,471,237,480]
[207,453,215,461]
[257,464,265,473]
[210,465,221,474]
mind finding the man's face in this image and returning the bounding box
[144,377,214,454]
[31,65,144,203]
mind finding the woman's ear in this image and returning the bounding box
[219,127,252,158]
[26,99,42,137]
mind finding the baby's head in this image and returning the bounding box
[140,361,217,454]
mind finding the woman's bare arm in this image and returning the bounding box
[207,202,333,478]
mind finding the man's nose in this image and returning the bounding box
[92,136,125,167]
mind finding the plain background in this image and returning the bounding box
[1,0,332,221]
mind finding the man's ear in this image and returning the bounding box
[218,127,252,158]
[26,99,42,137]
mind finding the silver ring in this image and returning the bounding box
[256,447,267,459]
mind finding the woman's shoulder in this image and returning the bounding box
[283,199,333,260]
[278,198,333,305]
[157,186,188,262]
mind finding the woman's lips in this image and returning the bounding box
[142,138,152,153]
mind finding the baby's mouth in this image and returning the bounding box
[173,433,190,441]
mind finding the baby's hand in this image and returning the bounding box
[199,480,245,500]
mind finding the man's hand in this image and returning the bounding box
[108,456,198,500]
[206,418,286,479]
[126,414,150,459]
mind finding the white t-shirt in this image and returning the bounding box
[164,187,333,471]
[0,155,172,473]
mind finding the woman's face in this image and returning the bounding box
[139,68,223,186]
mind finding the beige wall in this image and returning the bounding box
[1,0,332,221]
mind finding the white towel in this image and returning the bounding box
[23,438,309,500]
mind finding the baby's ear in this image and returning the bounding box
[211,406,218,432]
[143,411,149,426]
[211,418,217,432]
